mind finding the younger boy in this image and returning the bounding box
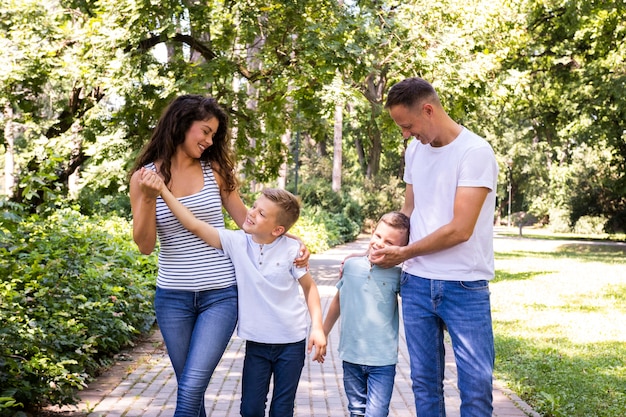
[323,211,410,417]
[141,169,326,417]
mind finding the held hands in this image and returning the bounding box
[308,327,327,363]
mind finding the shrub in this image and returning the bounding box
[291,206,361,254]
[573,215,607,235]
[547,208,572,233]
[0,206,156,414]
[295,179,362,249]
[349,177,406,231]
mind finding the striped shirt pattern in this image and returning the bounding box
[147,161,236,291]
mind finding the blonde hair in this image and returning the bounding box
[261,188,301,232]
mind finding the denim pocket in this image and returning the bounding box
[400,271,410,286]
[459,279,489,290]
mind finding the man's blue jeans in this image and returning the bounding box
[154,285,238,417]
[240,339,306,417]
[400,272,494,417]
[342,361,396,417]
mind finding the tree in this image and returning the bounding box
[0,0,350,209]
[485,0,626,230]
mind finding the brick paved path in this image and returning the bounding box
[52,236,540,417]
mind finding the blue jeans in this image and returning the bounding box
[342,361,396,417]
[154,285,238,417]
[400,272,494,417]
[240,339,306,417]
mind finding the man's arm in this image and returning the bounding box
[142,169,223,249]
[401,183,415,218]
[370,186,489,268]
[299,272,327,363]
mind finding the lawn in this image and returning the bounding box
[491,230,626,417]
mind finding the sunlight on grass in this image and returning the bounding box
[491,236,626,416]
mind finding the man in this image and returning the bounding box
[371,77,498,416]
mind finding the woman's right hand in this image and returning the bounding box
[130,168,160,255]
[139,168,164,198]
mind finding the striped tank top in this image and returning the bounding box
[147,161,236,291]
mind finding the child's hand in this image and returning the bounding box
[308,327,327,363]
[339,251,367,278]
[139,168,165,197]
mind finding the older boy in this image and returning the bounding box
[140,168,326,417]
[323,211,410,417]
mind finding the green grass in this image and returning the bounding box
[491,232,626,416]
[497,225,626,243]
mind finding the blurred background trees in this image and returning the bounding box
[1,0,625,411]
[1,0,624,229]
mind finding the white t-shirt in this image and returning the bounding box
[403,127,498,281]
[218,230,309,343]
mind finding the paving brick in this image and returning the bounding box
[51,236,538,417]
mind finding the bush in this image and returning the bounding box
[295,179,362,249]
[573,215,607,235]
[349,177,406,231]
[0,205,156,414]
[547,208,572,233]
[291,206,361,254]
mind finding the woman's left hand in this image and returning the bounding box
[294,242,310,269]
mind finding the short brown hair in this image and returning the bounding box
[261,188,301,232]
[385,77,440,110]
[377,211,410,246]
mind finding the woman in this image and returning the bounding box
[129,95,307,417]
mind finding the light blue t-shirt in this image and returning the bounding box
[218,230,309,344]
[337,256,401,366]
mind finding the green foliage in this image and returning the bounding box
[485,0,626,231]
[0,205,156,413]
[573,216,607,235]
[3,0,624,232]
[350,176,406,230]
[294,178,362,250]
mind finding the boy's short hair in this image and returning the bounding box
[377,211,410,245]
[261,188,301,232]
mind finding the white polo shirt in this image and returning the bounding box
[218,230,309,344]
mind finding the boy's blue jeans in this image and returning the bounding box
[342,361,396,417]
[240,339,306,417]
[400,272,494,417]
[154,285,238,417]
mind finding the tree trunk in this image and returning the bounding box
[358,70,387,179]
[3,103,15,197]
[277,129,291,189]
[245,29,265,191]
[366,112,382,179]
[332,101,343,192]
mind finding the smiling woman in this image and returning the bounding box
[128,94,247,417]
